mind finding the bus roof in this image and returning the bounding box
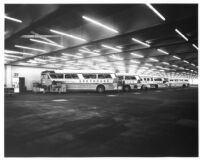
[116,73,139,76]
[53,69,115,74]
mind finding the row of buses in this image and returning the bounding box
[41,70,190,93]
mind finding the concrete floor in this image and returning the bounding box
[5,87,198,157]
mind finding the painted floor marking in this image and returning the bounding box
[52,99,68,102]
[107,95,117,97]
[133,92,141,95]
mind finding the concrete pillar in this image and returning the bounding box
[4,65,12,88]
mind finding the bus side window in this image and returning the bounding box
[98,74,112,79]
[117,76,123,80]
[83,74,96,79]
[71,74,79,79]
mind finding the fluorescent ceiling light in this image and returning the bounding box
[157,49,169,55]
[62,53,82,58]
[5,57,16,61]
[131,53,144,58]
[15,45,46,53]
[78,49,100,55]
[5,15,22,23]
[34,58,47,62]
[149,58,159,62]
[162,62,169,65]
[183,60,189,64]
[93,49,100,53]
[50,29,87,42]
[175,29,188,41]
[173,55,181,60]
[101,44,122,52]
[141,66,148,69]
[116,46,123,49]
[146,4,166,21]
[192,44,198,50]
[4,50,34,56]
[179,67,184,69]
[155,65,163,68]
[130,60,140,64]
[132,38,150,47]
[163,68,170,70]
[5,54,22,58]
[30,39,64,48]
[110,55,123,60]
[18,62,37,66]
[92,58,106,62]
[191,63,195,66]
[144,63,153,66]
[82,16,119,33]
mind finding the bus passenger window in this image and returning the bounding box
[117,76,123,80]
[83,74,96,79]
[98,74,112,79]
[71,74,79,79]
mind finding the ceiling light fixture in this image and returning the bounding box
[131,53,144,58]
[173,55,181,60]
[183,60,189,64]
[62,53,82,58]
[30,38,64,48]
[4,50,34,56]
[132,38,150,47]
[144,63,153,66]
[157,49,169,55]
[101,44,122,52]
[15,45,46,53]
[192,44,198,50]
[5,15,22,23]
[162,62,169,65]
[146,4,166,21]
[175,29,188,41]
[130,60,140,64]
[78,49,100,55]
[4,57,16,61]
[50,29,87,42]
[191,63,195,66]
[5,54,22,58]
[82,16,119,33]
[149,58,159,62]
[110,55,123,60]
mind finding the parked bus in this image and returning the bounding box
[140,76,168,89]
[116,73,143,91]
[140,76,156,89]
[41,70,121,93]
[168,78,190,88]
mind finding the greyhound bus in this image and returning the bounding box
[140,76,168,89]
[41,70,121,93]
[116,73,143,91]
[168,78,190,88]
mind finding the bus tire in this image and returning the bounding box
[141,85,147,90]
[182,84,186,88]
[96,85,105,93]
[124,85,131,92]
[155,84,158,89]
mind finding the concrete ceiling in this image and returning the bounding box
[4,4,198,78]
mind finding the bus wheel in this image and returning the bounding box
[182,84,186,88]
[155,84,158,89]
[141,85,147,90]
[96,85,105,93]
[124,85,131,92]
